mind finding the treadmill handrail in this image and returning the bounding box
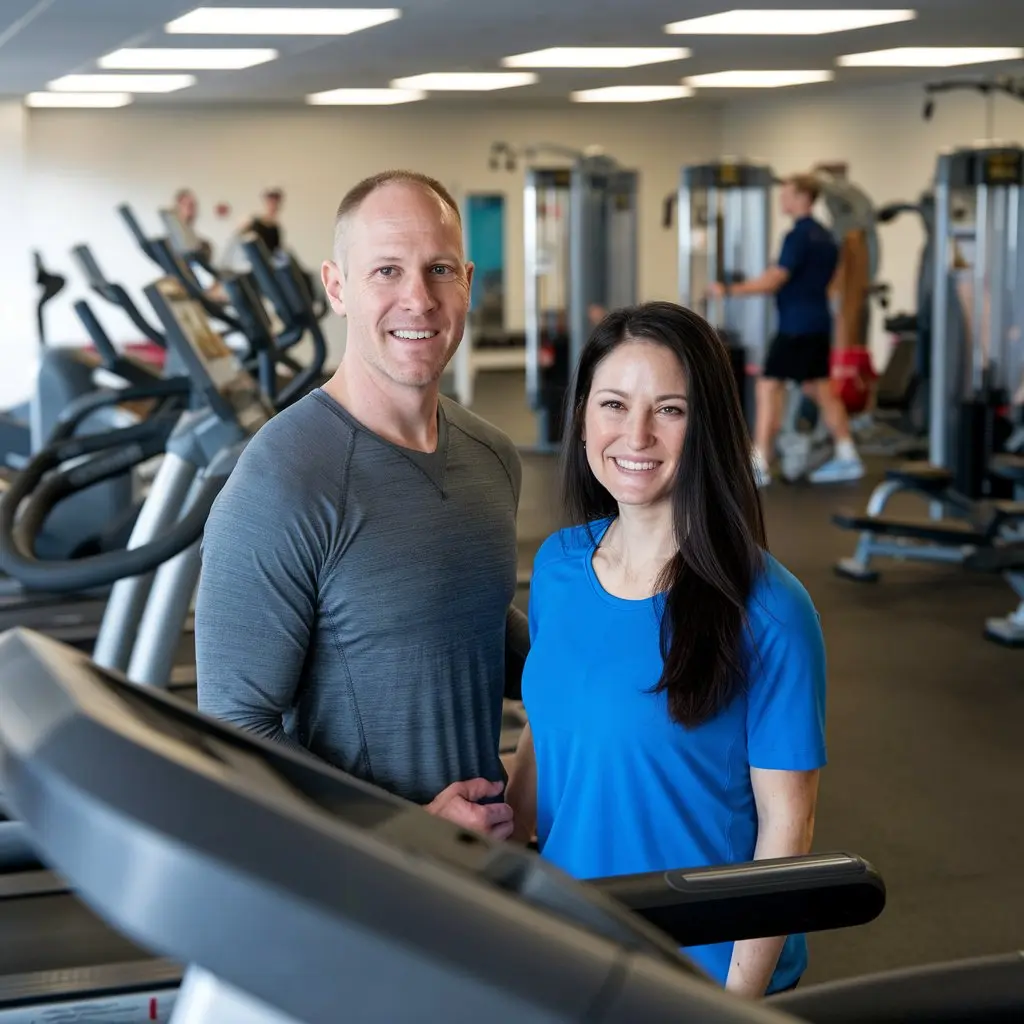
[771,950,1024,1022]
[595,852,886,948]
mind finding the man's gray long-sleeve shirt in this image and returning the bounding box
[194,388,521,805]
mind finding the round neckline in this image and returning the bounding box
[583,518,659,608]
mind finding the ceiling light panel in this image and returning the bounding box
[306,88,425,104]
[665,9,917,35]
[503,47,690,68]
[100,48,278,70]
[26,92,133,108]
[48,74,196,93]
[571,85,694,102]
[684,70,834,87]
[390,73,537,91]
[165,7,401,35]
[838,47,1024,67]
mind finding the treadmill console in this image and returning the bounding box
[0,628,780,1024]
[144,278,272,433]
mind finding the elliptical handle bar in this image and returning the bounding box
[71,246,168,349]
[0,417,220,593]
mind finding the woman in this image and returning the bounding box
[506,301,827,998]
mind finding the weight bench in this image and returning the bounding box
[833,460,1024,582]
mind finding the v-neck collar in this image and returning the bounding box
[312,389,449,496]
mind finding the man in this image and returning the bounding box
[195,171,526,841]
[243,186,286,255]
[710,173,864,487]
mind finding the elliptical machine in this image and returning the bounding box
[0,251,69,472]
[0,229,327,686]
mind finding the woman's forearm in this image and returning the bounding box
[725,810,815,998]
[505,725,537,844]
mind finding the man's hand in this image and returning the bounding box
[707,281,727,299]
[425,778,514,840]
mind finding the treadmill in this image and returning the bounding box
[0,628,898,1023]
[0,631,1020,1023]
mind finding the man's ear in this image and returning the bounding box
[321,260,346,317]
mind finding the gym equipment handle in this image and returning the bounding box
[0,421,221,593]
[594,851,885,947]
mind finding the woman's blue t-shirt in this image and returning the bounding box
[520,521,827,993]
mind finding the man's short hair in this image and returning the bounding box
[174,187,194,204]
[785,173,821,203]
[333,170,462,266]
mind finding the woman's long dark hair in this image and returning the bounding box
[561,301,767,727]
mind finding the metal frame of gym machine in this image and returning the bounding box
[833,142,1024,647]
[675,159,774,428]
[516,144,639,451]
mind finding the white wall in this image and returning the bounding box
[5,103,721,407]
[1,101,35,409]
[10,83,1024,409]
[719,81,1024,367]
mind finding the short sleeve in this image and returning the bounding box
[745,570,827,771]
[527,539,550,643]
[526,530,569,643]
[777,224,808,274]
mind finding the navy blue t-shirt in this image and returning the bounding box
[521,521,827,993]
[776,216,839,336]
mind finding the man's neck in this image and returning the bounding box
[322,356,440,453]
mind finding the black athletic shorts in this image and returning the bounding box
[762,331,831,384]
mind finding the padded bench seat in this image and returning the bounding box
[990,501,1024,523]
[832,511,990,546]
[990,454,1024,483]
[884,461,953,492]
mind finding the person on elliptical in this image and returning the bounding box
[709,173,864,486]
[505,301,827,998]
[195,170,526,842]
[173,188,214,265]
[243,187,286,255]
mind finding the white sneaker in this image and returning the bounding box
[752,455,772,488]
[808,457,865,484]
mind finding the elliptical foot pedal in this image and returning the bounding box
[884,460,953,492]
[834,558,879,583]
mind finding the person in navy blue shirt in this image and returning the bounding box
[506,301,827,999]
[709,173,863,487]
